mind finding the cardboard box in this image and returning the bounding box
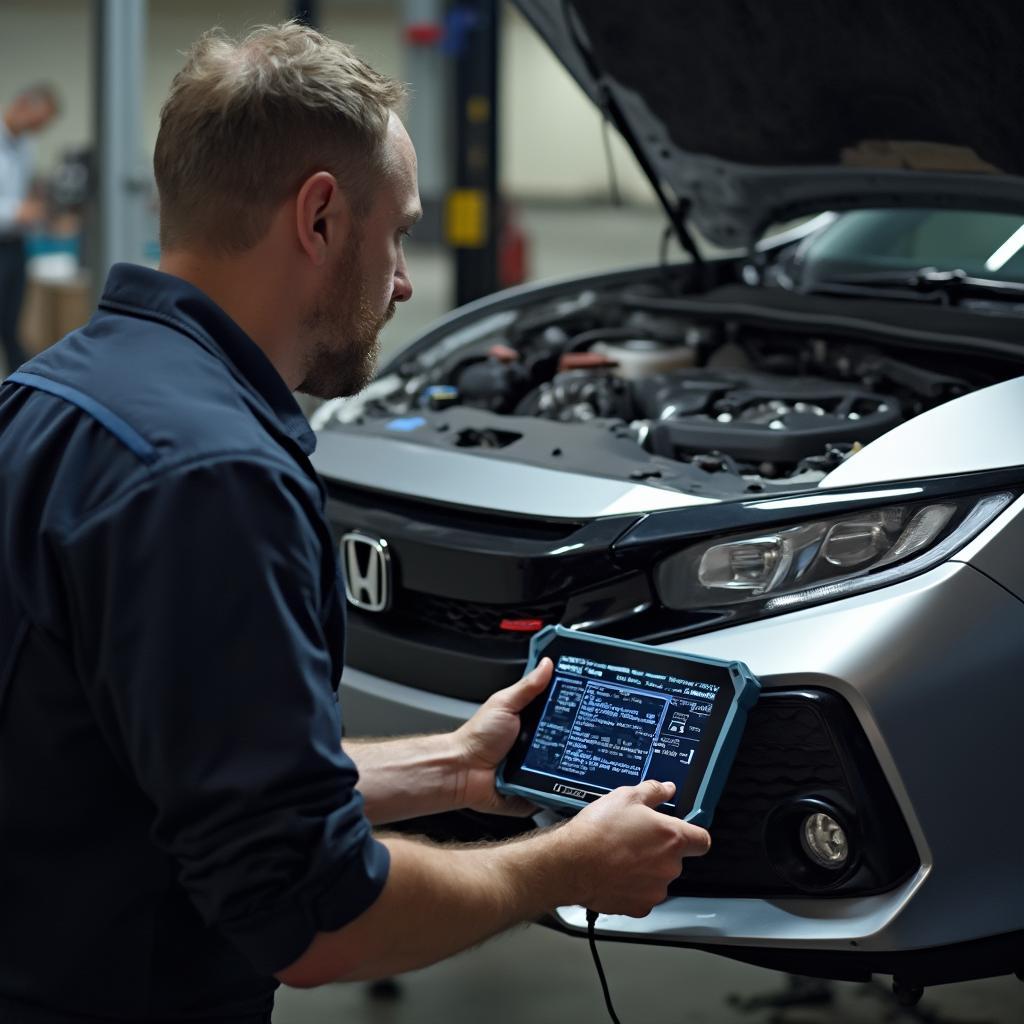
[19,271,92,356]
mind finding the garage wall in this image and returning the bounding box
[145,0,404,161]
[0,0,654,204]
[0,0,94,173]
[499,4,653,203]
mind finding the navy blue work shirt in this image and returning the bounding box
[0,264,389,1022]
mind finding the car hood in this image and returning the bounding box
[513,0,1024,248]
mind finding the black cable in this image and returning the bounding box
[601,116,623,207]
[586,909,623,1024]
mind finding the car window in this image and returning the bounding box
[798,209,1024,283]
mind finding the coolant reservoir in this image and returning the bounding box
[592,337,697,380]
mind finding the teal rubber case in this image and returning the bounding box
[496,625,761,827]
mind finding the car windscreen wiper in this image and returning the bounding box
[803,266,1024,305]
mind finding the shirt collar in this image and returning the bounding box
[98,262,316,455]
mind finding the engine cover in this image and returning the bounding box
[635,370,902,466]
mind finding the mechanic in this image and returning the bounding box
[0,23,711,1023]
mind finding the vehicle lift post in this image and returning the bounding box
[446,0,501,307]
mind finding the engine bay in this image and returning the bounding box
[325,281,1019,499]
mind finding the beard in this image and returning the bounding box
[297,233,396,400]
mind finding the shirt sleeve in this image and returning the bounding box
[58,455,389,975]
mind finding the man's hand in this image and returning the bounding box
[558,779,711,917]
[451,657,553,816]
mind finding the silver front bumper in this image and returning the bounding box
[340,559,1024,953]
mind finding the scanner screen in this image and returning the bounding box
[520,650,724,804]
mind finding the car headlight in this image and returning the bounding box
[654,491,1015,614]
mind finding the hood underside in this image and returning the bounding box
[514,0,1024,247]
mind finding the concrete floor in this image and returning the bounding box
[280,203,1024,1023]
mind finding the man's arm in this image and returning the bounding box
[61,459,395,975]
[276,778,711,988]
[343,733,465,824]
[275,831,564,986]
[345,660,552,824]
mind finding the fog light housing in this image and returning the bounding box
[801,812,849,869]
[764,796,859,892]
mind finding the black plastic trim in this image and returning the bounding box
[665,688,918,900]
[616,468,1024,553]
[347,611,528,699]
[345,601,705,699]
[325,479,585,540]
[326,483,637,605]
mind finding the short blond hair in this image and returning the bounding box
[154,21,406,253]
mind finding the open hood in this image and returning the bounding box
[513,0,1024,248]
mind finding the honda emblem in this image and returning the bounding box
[341,533,392,612]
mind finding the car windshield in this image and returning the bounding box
[795,208,1024,287]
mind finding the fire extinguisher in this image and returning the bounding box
[499,200,530,289]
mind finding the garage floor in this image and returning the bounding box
[282,204,1023,1022]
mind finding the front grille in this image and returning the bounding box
[667,689,918,898]
[401,592,566,641]
[349,567,659,699]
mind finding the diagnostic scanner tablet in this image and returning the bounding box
[497,626,760,826]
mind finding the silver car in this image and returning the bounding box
[312,1,1024,998]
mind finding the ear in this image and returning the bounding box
[295,171,350,266]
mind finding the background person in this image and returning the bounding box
[0,83,58,374]
[0,25,710,1022]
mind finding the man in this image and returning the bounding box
[0,23,710,1022]
[0,84,58,373]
